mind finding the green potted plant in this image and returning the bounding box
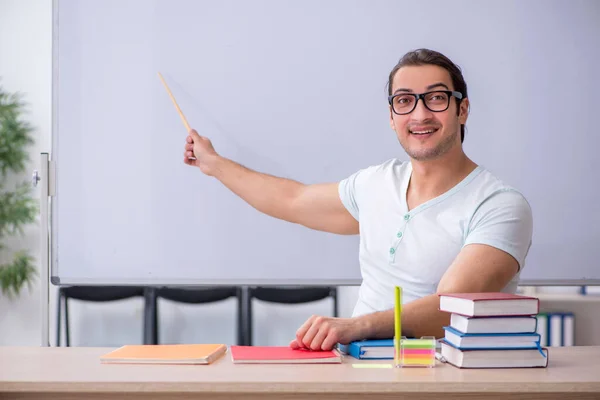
[0,83,38,298]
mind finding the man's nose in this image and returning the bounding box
[410,98,434,121]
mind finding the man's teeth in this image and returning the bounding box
[410,129,436,135]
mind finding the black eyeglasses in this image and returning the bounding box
[388,90,463,115]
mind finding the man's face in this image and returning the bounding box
[389,64,468,161]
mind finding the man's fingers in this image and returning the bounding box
[300,317,324,348]
[185,143,193,151]
[186,135,193,144]
[189,129,202,140]
[289,339,301,349]
[310,325,329,351]
[321,330,339,351]
[295,315,316,347]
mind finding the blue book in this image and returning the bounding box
[443,326,541,350]
[338,339,394,360]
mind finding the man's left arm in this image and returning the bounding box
[291,189,533,349]
[355,243,524,340]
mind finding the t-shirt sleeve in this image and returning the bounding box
[338,171,359,220]
[338,163,384,221]
[464,189,533,270]
[338,169,364,221]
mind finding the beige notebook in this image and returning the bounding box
[100,344,227,365]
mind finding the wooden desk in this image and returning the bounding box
[1,346,599,399]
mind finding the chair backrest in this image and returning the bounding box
[56,286,147,347]
[61,286,145,301]
[156,286,240,304]
[248,286,337,305]
[150,286,245,346]
[244,286,339,345]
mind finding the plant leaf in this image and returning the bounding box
[0,82,38,300]
[0,251,37,299]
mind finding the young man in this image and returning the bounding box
[183,49,533,351]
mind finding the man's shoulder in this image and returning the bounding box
[468,167,531,211]
[359,158,409,177]
[342,158,408,182]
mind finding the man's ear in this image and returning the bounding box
[458,98,469,125]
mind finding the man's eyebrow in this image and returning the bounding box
[393,82,450,95]
[426,82,450,90]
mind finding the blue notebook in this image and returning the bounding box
[443,326,541,350]
[338,339,394,360]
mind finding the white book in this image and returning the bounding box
[439,292,539,317]
[441,342,549,369]
[450,313,537,334]
[563,314,575,346]
[536,314,548,347]
[549,314,562,347]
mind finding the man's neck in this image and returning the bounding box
[407,150,477,209]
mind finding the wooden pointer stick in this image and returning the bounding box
[158,72,191,132]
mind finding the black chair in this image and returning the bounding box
[244,286,338,346]
[55,286,146,347]
[144,286,245,345]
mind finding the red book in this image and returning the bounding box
[230,346,341,364]
[438,292,539,317]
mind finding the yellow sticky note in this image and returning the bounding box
[352,364,393,369]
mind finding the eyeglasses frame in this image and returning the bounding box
[388,90,464,115]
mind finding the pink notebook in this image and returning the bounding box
[230,346,341,364]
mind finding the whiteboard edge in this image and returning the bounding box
[50,0,59,282]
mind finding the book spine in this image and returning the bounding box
[348,344,364,360]
[549,313,562,347]
[563,313,575,346]
[536,313,548,347]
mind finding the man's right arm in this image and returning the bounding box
[184,130,359,235]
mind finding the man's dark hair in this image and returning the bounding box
[387,49,468,143]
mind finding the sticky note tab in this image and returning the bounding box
[401,339,436,348]
[399,337,436,368]
[352,363,393,369]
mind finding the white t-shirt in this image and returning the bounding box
[338,159,533,317]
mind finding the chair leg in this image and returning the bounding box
[236,287,244,345]
[144,287,158,345]
[56,289,62,347]
[246,289,253,346]
[65,297,70,347]
[332,288,339,318]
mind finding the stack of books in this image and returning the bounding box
[438,292,549,368]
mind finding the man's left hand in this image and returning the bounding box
[289,315,369,351]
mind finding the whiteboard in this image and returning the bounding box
[51,0,600,286]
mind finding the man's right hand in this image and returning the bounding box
[181,127,358,235]
[183,129,219,176]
